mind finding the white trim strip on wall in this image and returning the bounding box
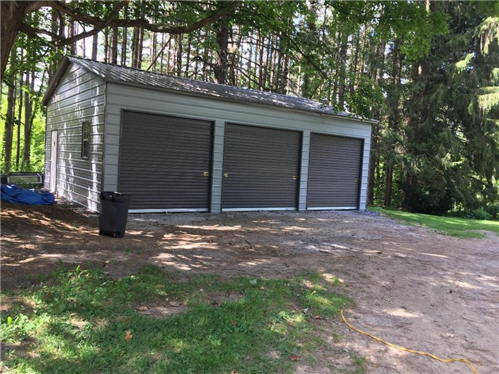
[222,207,297,212]
[307,206,358,211]
[129,208,209,214]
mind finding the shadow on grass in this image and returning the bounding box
[1,265,351,374]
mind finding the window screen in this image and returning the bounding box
[81,122,90,159]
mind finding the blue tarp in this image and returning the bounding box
[1,184,55,205]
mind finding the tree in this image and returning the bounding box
[1,1,238,76]
[402,1,499,213]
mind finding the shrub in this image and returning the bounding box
[485,204,499,220]
[467,208,493,220]
[402,183,454,215]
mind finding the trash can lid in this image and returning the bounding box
[100,191,131,202]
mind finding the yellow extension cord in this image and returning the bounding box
[340,309,480,374]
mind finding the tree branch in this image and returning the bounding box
[21,0,130,46]
[18,1,238,54]
[110,2,238,34]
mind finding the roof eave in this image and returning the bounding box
[105,80,378,124]
[41,56,73,106]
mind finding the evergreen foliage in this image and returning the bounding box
[1,0,498,215]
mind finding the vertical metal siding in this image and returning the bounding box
[210,120,226,212]
[307,134,363,209]
[44,64,105,211]
[118,111,213,210]
[298,130,311,210]
[103,84,372,209]
[222,124,301,210]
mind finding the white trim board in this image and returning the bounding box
[222,207,297,212]
[128,208,209,214]
[307,207,358,211]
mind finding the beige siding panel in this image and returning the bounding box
[45,63,105,211]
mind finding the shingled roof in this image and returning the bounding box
[43,56,376,123]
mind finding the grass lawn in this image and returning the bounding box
[0,265,358,374]
[370,207,499,238]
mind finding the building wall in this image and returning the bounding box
[44,63,106,211]
[103,83,372,212]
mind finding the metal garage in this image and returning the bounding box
[43,57,375,213]
[307,134,363,210]
[118,111,213,212]
[222,124,301,211]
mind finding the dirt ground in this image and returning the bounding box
[1,202,498,374]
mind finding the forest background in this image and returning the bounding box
[1,0,498,217]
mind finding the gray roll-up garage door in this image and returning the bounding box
[307,134,363,209]
[222,124,301,210]
[118,111,213,211]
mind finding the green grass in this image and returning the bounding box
[0,265,355,374]
[370,207,499,238]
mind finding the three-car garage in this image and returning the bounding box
[43,57,373,213]
[117,110,365,213]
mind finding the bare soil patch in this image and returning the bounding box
[2,203,498,373]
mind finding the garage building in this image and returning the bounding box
[42,57,374,213]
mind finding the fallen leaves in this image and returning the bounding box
[124,330,133,341]
[289,354,300,361]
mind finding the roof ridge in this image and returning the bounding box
[45,55,377,123]
[68,55,324,104]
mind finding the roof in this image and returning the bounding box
[43,56,377,123]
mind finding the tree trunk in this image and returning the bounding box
[247,38,253,88]
[176,34,183,75]
[258,32,264,90]
[22,72,33,171]
[281,54,289,94]
[185,34,192,77]
[274,38,282,91]
[202,30,209,80]
[265,37,273,90]
[214,23,229,84]
[166,33,172,73]
[367,41,386,206]
[68,19,76,54]
[233,29,243,86]
[3,48,16,173]
[384,38,402,207]
[104,28,109,63]
[349,31,360,100]
[152,31,157,72]
[111,27,118,64]
[337,32,348,110]
[92,33,98,60]
[160,33,165,73]
[384,163,394,206]
[194,34,200,79]
[0,1,33,77]
[16,52,24,171]
[137,27,144,68]
[121,28,127,65]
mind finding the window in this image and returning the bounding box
[81,122,90,159]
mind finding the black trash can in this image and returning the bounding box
[99,192,131,238]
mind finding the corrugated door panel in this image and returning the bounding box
[222,124,301,210]
[118,111,213,210]
[307,134,362,209]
